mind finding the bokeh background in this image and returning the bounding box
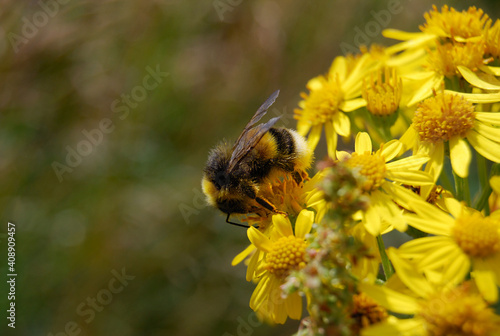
[1,1,499,335]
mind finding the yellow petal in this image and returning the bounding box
[480,65,500,76]
[418,243,463,270]
[457,65,500,90]
[246,249,261,281]
[398,126,418,154]
[358,282,419,315]
[385,170,434,186]
[424,141,444,183]
[329,56,347,81]
[296,119,311,137]
[475,112,500,125]
[250,273,272,310]
[407,74,443,107]
[387,248,434,298]
[397,236,453,258]
[272,214,293,237]
[473,120,500,142]
[491,176,500,194]
[333,111,351,136]
[325,120,338,160]
[442,248,471,285]
[473,258,499,303]
[467,130,500,162]
[362,316,425,336]
[380,140,403,162]
[232,244,256,266]
[341,97,366,112]
[247,227,272,252]
[364,203,382,236]
[307,124,322,152]
[355,132,372,154]
[446,90,500,103]
[385,154,429,171]
[404,212,453,236]
[336,150,351,161]
[295,209,314,239]
[449,136,471,178]
[443,197,462,218]
[285,291,302,320]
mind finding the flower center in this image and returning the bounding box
[362,67,402,116]
[346,152,386,192]
[418,282,500,336]
[265,236,307,277]
[412,92,475,143]
[485,19,500,58]
[453,212,500,258]
[428,41,486,77]
[350,292,388,334]
[420,5,489,39]
[294,75,342,126]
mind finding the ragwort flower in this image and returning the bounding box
[246,210,314,323]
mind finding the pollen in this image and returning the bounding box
[346,152,387,192]
[265,235,307,277]
[452,212,500,258]
[427,41,486,77]
[418,282,500,336]
[362,67,402,116]
[420,5,489,39]
[412,92,475,143]
[350,292,388,334]
[294,75,343,126]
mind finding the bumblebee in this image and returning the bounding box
[201,90,313,227]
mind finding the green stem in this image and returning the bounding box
[453,172,470,205]
[438,167,453,192]
[474,184,492,215]
[376,235,394,281]
[477,153,488,190]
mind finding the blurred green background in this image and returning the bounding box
[0,1,498,335]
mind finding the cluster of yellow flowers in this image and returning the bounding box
[233,5,500,335]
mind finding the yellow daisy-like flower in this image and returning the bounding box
[400,91,500,180]
[359,280,500,336]
[246,210,314,324]
[420,5,489,40]
[337,132,433,236]
[295,54,376,158]
[396,196,500,303]
[363,67,402,117]
[382,6,493,107]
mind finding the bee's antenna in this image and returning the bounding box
[225,213,258,229]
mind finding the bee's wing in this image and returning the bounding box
[228,116,280,173]
[227,90,281,173]
[232,90,280,149]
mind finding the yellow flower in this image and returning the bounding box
[420,5,489,40]
[382,6,494,106]
[359,280,500,336]
[400,92,500,181]
[362,67,402,117]
[396,196,500,303]
[337,132,433,235]
[295,54,376,158]
[246,210,314,324]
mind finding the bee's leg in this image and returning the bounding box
[292,171,303,185]
[225,213,257,229]
[255,197,287,217]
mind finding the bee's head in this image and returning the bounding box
[201,175,251,214]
